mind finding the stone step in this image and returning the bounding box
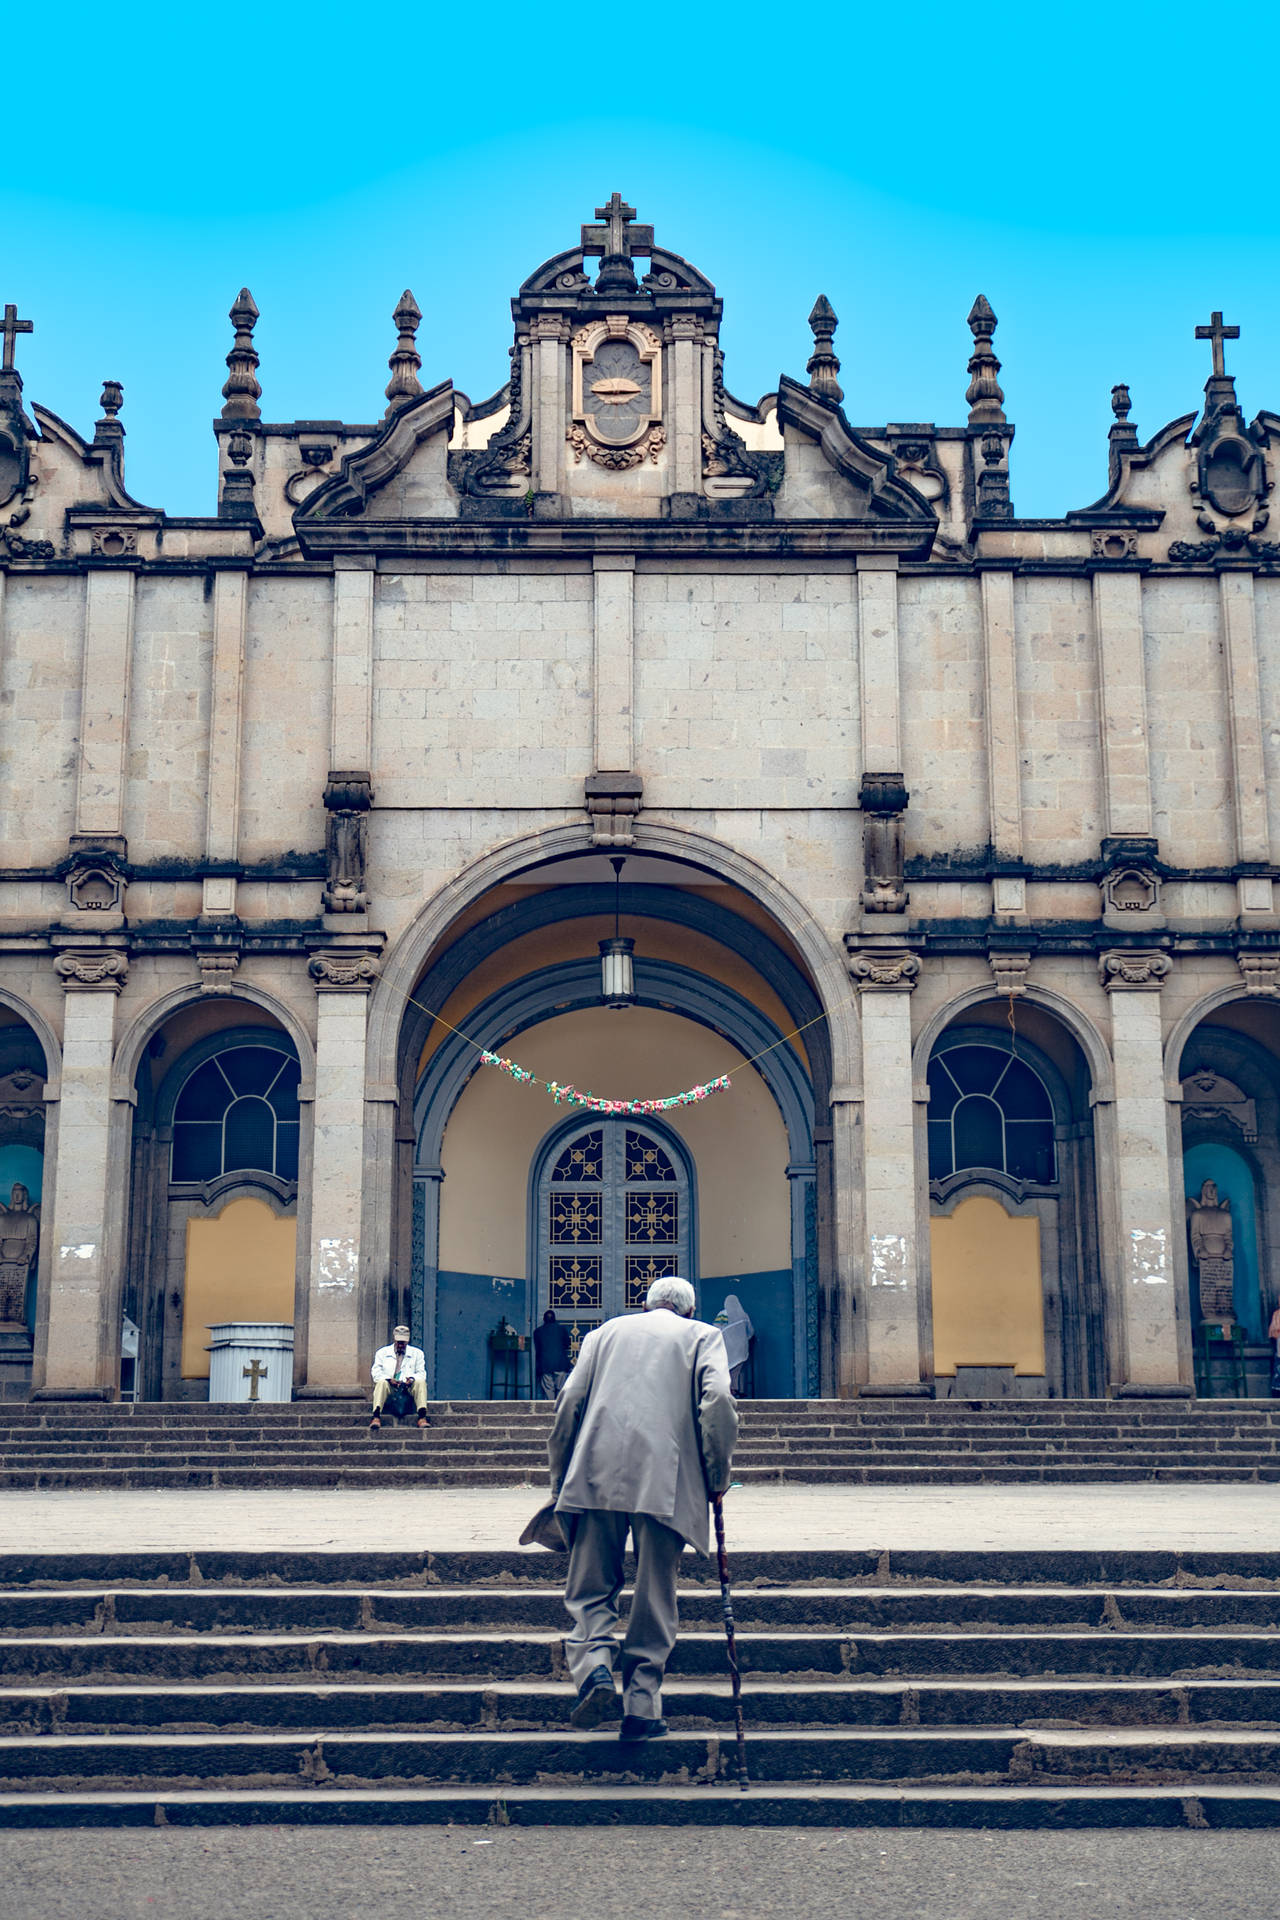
[0,1782,1275,1830]
[7,1545,1280,1588]
[3,1676,1277,1734]
[5,1582,1279,1635]
[7,1627,1278,1685]
[5,1724,1279,1792]
[3,1464,1276,1490]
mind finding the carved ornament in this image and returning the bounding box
[1101,865,1160,916]
[1180,1069,1257,1142]
[53,950,128,992]
[848,949,920,992]
[569,318,663,470]
[585,771,643,848]
[308,951,380,991]
[195,950,240,992]
[567,420,665,470]
[1098,949,1171,991]
[90,528,137,558]
[988,951,1031,997]
[1091,529,1138,559]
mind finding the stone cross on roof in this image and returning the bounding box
[1,304,32,375]
[1195,310,1239,381]
[581,193,654,264]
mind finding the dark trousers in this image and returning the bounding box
[562,1510,684,1722]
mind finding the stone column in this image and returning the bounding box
[592,554,635,774]
[39,949,128,1395]
[1098,949,1187,1393]
[302,950,379,1394]
[847,946,927,1393]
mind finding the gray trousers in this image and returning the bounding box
[562,1509,684,1721]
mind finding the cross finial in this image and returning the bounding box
[580,193,654,293]
[1,304,33,375]
[1195,310,1239,381]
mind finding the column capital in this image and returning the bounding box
[309,949,380,992]
[1098,948,1171,992]
[529,313,573,345]
[846,945,920,992]
[52,948,128,993]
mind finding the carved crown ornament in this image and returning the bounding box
[568,317,665,471]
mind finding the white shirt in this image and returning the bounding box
[371,1343,427,1384]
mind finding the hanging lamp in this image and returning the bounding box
[599,855,636,1008]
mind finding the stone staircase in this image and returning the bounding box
[0,1547,1278,1826]
[1,1400,1280,1488]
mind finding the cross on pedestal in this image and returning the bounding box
[242,1357,268,1402]
[1195,310,1239,380]
[581,192,654,262]
[1,304,33,375]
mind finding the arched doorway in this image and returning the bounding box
[532,1113,694,1361]
[923,1006,1104,1397]
[1175,997,1280,1397]
[125,1002,304,1400]
[403,854,821,1399]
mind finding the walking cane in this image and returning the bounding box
[712,1491,749,1791]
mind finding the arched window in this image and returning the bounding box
[171,1046,301,1183]
[536,1120,691,1345]
[927,1044,1056,1184]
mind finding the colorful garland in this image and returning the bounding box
[480,1050,730,1114]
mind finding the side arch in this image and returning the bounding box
[1164,985,1265,1097]
[111,984,316,1102]
[911,982,1114,1100]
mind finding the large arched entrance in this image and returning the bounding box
[920,998,1105,1398]
[398,851,826,1398]
[1173,994,1280,1397]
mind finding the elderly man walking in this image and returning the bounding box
[548,1275,738,1742]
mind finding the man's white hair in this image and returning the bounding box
[646,1275,695,1316]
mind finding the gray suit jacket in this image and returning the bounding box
[548,1309,738,1554]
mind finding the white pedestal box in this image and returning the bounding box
[206,1322,295,1404]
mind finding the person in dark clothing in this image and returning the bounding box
[534,1309,572,1399]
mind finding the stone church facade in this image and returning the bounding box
[0,197,1277,1404]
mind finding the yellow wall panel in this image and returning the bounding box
[181,1196,297,1378]
[930,1194,1044,1376]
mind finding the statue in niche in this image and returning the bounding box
[1187,1178,1234,1330]
[0,1183,39,1323]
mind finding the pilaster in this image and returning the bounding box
[845,944,926,1393]
[331,562,375,774]
[302,947,380,1392]
[203,569,248,919]
[1219,572,1272,876]
[76,569,136,840]
[592,555,635,775]
[39,949,128,1395]
[665,316,703,498]
[1097,949,1187,1394]
[530,314,571,502]
[979,569,1022,861]
[1093,570,1153,840]
[857,558,901,772]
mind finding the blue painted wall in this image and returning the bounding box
[434,1269,531,1400]
[0,1145,43,1338]
[431,1266,796,1399]
[698,1272,795,1398]
[1183,1143,1263,1340]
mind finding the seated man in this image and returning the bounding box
[369,1325,430,1431]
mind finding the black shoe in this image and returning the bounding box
[619,1714,668,1741]
[569,1667,621,1730]
[417,1414,431,1429]
[368,1414,381,1431]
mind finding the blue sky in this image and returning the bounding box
[7,0,1277,518]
